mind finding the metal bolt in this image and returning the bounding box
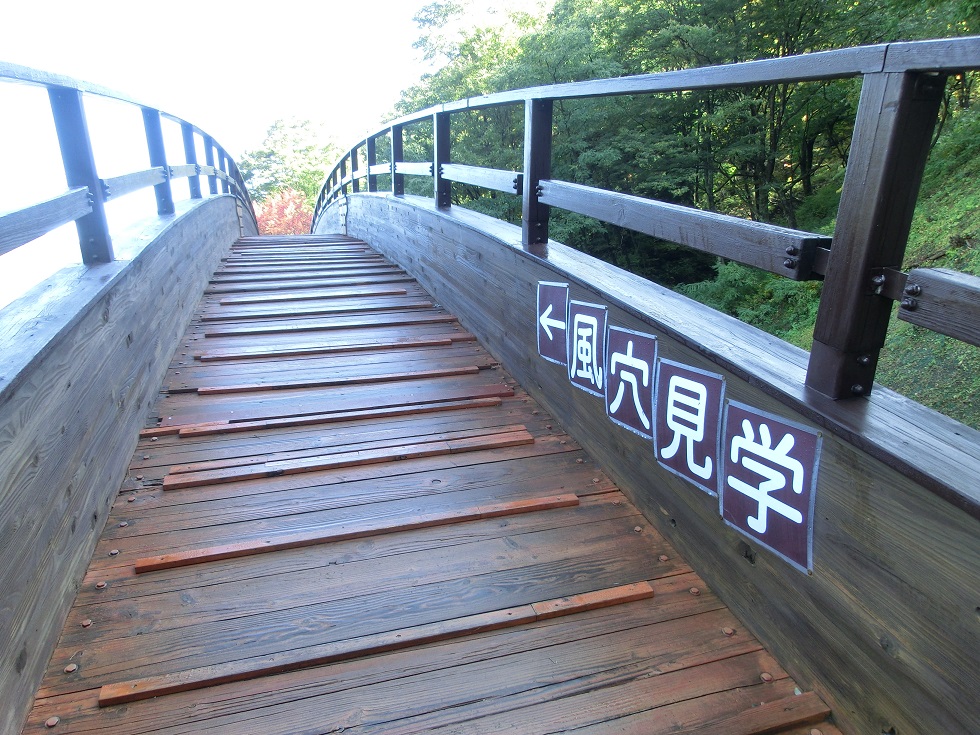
[900,297,918,311]
[810,730,823,735]
[118,522,128,528]
[856,354,871,366]
[783,258,798,269]
[136,475,144,481]
[633,526,643,533]
[559,440,566,445]
[576,458,583,464]
[904,283,921,296]
[109,549,119,557]
[785,245,799,256]
[592,478,600,484]
[760,672,774,682]
[658,554,669,562]
[723,627,735,636]
[871,273,887,287]
[127,496,136,502]
[45,716,60,728]
[81,619,92,628]
[95,582,107,589]
[63,664,78,674]
[689,587,701,596]
[613,499,621,505]
[151,437,158,442]
[851,384,865,396]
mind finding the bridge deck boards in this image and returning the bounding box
[22,235,840,735]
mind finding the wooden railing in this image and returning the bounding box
[313,36,980,401]
[0,61,256,268]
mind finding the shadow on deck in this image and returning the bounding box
[24,235,839,735]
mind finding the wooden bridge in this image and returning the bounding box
[2,39,979,735]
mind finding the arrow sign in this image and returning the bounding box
[537,281,569,365]
[539,303,566,340]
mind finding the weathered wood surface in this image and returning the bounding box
[23,234,832,735]
[0,187,91,257]
[329,194,980,735]
[1,197,252,735]
[899,267,980,347]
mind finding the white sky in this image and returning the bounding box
[0,0,552,309]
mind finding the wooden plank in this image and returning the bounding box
[203,311,457,337]
[98,581,648,706]
[442,163,521,195]
[205,274,414,294]
[899,267,980,347]
[160,428,535,489]
[196,333,471,361]
[217,286,409,305]
[538,179,829,280]
[177,397,503,437]
[200,299,433,322]
[101,167,167,201]
[134,493,579,572]
[210,265,400,284]
[195,365,480,395]
[0,187,90,257]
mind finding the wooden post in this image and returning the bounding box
[142,108,175,215]
[391,124,404,196]
[351,144,361,194]
[522,98,553,253]
[340,157,348,196]
[203,135,218,195]
[366,135,378,192]
[434,112,452,208]
[806,72,946,398]
[181,122,202,199]
[218,149,230,194]
[48,86,113,263]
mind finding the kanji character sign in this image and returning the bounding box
[605,326,657,437]
[721,401,821,573]
[567,300,607,396]
[655,360,725,495]
[537,281,569,365]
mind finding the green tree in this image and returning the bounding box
[239,119,340,206]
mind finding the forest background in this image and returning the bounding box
[240,0,980,427]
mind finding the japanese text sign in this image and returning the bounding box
[537,281,569,365]
[721,401,822,573]
[567,300,607,396]
[605,326,657,438]
[655,360,725,495]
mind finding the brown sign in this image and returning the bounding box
[605,326,657,437]
[567,300,607,396]
[537,281,569,365]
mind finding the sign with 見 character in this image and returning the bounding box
[605,326,657,438]
[567,300,607,396]
[537,281,569,365]
[721,401,821,573]
[654,359,725,495]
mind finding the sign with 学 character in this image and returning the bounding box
[567,300,607,396]
[605,326,657,438]
[537,281,569,365]
[721,401,821,573]
[655,360,725,495]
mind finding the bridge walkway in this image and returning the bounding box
[23,235,840,734]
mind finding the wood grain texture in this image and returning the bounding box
[899,267,980,347]
[0,196,251,735]
[329,193,980,735]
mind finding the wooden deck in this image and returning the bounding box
[24,235,840,735]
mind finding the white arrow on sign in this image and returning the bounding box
[539,303,566,341]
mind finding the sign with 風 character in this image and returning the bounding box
[567,300,607,396]
[655,360,725,495]
[605,326,657,437]
[537,281,569,365]
[721,401,821,573]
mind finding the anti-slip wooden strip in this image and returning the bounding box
[204,312,458,337]
[97,580,652,706]
[161,428,534,490]
[205,274,415,294]
[195,334,474,362]
[200,300,433,322]
[219,286,409,306]
[178,397,504,438]
[134,493,580,573]
[194,365,480,396]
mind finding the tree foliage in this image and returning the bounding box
[391,0,980,424]
[254,188,312,235]
[239,119,340,206]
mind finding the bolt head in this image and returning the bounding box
[658,554,669,562]
[783,258,798,269]
[851,384,865,396]
[633,526,643,533]
[760,671,774,682]
[95,581,107,589]
[723,627,735,636]
[45,716,60,728]
[63,663,78,674]
[904,283,921,296]
[689,587,701,596]
[81,619,92,628]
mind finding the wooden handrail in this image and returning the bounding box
[312,36,980,400]
[0,62,257,270]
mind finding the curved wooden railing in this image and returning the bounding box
[0,61,256,269]
[313,36,980,402]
